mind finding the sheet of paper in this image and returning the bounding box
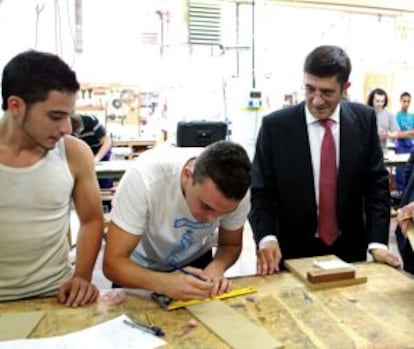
[313,259,354,270]
[0,314,166,349]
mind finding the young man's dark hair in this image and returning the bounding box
[304,45,351,87]
[400,91,411,100]
[192,140,251,200]
[367,88,388,108]
[1,50,79,111]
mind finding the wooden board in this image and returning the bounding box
[307,267,355,283]
[284,255,367,290]
[0,311,45,340]
[187,300,283,349]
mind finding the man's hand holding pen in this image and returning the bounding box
[162,265,231,301]
[162,266,214,301]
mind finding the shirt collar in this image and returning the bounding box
[305,103,341,125]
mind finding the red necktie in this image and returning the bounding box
[319,119,338,245]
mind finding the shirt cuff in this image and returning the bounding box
[368,242,388,252]
[258,235,278,250]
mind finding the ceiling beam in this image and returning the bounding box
[266,0,414,14]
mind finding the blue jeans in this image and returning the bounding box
[98,150,114,189]
[395,144,414,192]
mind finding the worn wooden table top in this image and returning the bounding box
[1,262,413,348]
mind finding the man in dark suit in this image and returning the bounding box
[249,45,400,275]
[394,154,414,274]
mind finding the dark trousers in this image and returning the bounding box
[396,228,414,275]
[186,249,213,269]
[280,236,366,270]
[98,150,114,190]
[395,145,414,192]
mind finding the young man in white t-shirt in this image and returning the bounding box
[103,141,251,301]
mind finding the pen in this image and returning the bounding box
[168,263,205,281]
[123,318,165,337]
[146,313,154,326]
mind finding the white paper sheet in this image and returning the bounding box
[313,259,354,270]
[0,314,166,349]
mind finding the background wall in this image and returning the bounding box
[2,0,414,143]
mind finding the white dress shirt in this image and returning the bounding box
[306,105,340,209]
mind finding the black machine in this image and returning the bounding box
[176,121,227,147]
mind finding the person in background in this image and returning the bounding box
[387,92,414,192]
[71,113,113,190]
[103,141,251,301]
[367,88,399,152]
[0,50,103,306]
[249,45,400,275]
[394,92,414,149]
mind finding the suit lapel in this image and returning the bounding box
[288,104,317,213]
[338,102,358,212]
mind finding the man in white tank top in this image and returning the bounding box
[0,50,103,306]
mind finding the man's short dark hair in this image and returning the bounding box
[192,140,251,200]
[400,91,411,100]
[1,50,80,111]
[304,45,351,87]
[367,88,388,108]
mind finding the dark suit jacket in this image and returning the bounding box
[395,152,414,274]
[249,101,390,263]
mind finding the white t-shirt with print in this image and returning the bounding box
[110,145,250,271]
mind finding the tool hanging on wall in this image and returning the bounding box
[111,98,122,109]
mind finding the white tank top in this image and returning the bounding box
[0,139,74,300]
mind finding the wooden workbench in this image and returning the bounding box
[112,139,156,159]
[1,263,413,348]
[95,160,135,180]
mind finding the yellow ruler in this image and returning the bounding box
[166,286,257,311]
